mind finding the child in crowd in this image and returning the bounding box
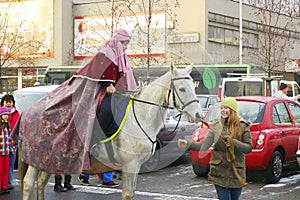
[0,107,15,195]
[1,94,21,190]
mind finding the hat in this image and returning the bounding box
[0,106,9,116]
[279,83,288,90]
[221,97,237,112]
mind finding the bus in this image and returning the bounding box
[44,64,262,95]
[133,64,263,94]
[44,65,82,85]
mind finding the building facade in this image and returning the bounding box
[1,0,300,92]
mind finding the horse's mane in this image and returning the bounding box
[133,70,171,96]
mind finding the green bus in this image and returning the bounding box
[44,65,82,85]
[44,64,262,95]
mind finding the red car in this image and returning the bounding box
[190,96,300,183]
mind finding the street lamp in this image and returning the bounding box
[239,0,243,64]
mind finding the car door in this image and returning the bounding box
[285,102,300,162]
[272,101,298,163]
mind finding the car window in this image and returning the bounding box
[197,96,209,108]
[287,102,300,124]
[238,102,265,123]
[205,101,265,124]
[272,102,291,124]
[208,96,218,108]
[224,81,262,97]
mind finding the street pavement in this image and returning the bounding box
[4,157,300,200]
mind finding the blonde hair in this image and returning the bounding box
[226,110,242,140]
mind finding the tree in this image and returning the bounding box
[113,0,180,77]
[0,1,49,92]
[243,0,300,76]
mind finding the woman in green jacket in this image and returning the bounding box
[178,97,252,200]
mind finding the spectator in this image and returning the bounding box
[54,174,75,192]
[78,172,119,187]
[178,97,252,200]
[273,82,300,101]
[0,107,13,195]
[97,172,119,188]
[78,172,91,186]
[1,94,20,190]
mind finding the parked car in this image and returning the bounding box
[12,85,59,168]
[140,109,200,173]
[196,94,218,113]
[13,85,59,113]
[190,96,300,183]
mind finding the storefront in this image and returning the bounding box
[1,67,47,93]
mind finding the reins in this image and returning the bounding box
[128,76,200,156]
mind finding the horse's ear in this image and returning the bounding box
[170,64,179,76]
[185,65,193,74]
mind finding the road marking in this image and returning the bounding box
[48,183,217,200]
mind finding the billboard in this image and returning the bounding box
[74,12,166,59]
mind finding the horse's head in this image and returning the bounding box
[167,65,204,123]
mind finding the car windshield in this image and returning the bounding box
[13,93,48,113]
[197,96,209,108]
[205,101,265,123]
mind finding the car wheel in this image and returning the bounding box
[266,151,283,183]
[192,162,209,177]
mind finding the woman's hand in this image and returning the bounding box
[178,139,188,148]
[106,84,116,94]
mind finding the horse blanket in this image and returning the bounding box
[12,78,103,174]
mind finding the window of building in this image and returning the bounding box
[208,26,225,43]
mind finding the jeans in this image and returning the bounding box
[101,172,113,183]
[80,173,90,180]
[214,185,242,200]
[8,144,18,186]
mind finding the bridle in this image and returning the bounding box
[167,76,199,112]
[130,76,200,155]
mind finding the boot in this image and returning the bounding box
[64,175,76,190]
[54,176,67,192]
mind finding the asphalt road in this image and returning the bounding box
[5,157,300,200]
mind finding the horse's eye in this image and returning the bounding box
[179,88,186,92]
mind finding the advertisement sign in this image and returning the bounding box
[0,0,54,58]
[74,12,166,59]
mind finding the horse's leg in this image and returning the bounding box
[18,145,34,200]
[37,171,51,200]
[23,165,39,200]
[122,163,141,200]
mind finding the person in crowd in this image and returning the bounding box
[78,172,119,188]
[273,82,300,101]
[97,172,119,187]
[178,97,252,200]
[1,94,20,190]
[78,172,91,186]
[0,107,14,195]
[53,174,76,192]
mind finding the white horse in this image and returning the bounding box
[20,65,203,200]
